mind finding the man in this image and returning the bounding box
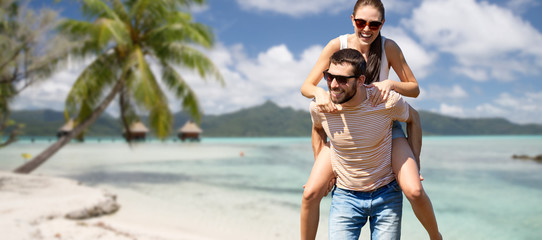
[309,48,421,239]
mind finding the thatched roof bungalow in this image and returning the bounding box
[57,119,74,138]
[123,121,149,141]
[178,121,202,141]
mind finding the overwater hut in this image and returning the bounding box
[178,121,202,141]
[123,121,149,141]
[57,119,74,138]
[57,119,84,141]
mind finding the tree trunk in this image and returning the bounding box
[119,86,133,143]
[13,79,124,174]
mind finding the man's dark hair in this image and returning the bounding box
[329,48,367,81]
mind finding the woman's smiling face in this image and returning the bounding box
[351,5,384,47]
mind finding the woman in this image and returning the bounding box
[300,0,441,239]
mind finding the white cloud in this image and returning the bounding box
[382,0,419,15]
[438,91,542,124]
[383,26,437,80]
[234,0,352,16]
[235,0,420,16]
[439,103,465,116]
[10,42,322,117]
[451,67,488,82]
[11,58,87,112]
[407,0,542,82]
[475,103,506,115]
[175,43,323,115]
[494,92,542,113]
[419,84,468,101]
[477,91,542,124]
[10,40,542,125]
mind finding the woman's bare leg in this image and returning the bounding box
[392,137,442,240]
[301,145,334,240]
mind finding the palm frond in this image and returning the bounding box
[63,0,219,139]
[170,12,213,47]
[129,0,152,23]
[145,12,213,48]
[161,62,201,123]
[148,100,173,139]
[58,19,95,37]
[59,19,109,56]
[180,87,201,124]
[110,0,129,22]
[185,22,214,47]
[61,2,131,55]
[65,53,117,119]
[96,17,132,48]
[129,46,162,108]
[156,43,223,85]
[126,46,172,138]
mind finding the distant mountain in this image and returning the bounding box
[418,110,542,135]
[200,101,311,136]
[7,101,542,137]
[10,110,122,137]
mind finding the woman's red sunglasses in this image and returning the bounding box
[354,18,382,31]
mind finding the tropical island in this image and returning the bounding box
[9,101,542,139]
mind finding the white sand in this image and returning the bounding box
[94,181,315,240]
[0,171,217,240]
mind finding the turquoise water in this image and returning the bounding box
[1,136,541,239]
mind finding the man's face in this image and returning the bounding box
[326,63,359,104]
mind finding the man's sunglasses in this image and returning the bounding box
[323,70,359,85]
[354,18,382,31]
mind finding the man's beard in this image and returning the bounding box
[330,81,357,104]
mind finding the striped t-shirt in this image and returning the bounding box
[310,88,410,191]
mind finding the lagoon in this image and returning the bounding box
[1,136,541,239]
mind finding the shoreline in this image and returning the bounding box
[0,171,218,240]
[0,171,315,240]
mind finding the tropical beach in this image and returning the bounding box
[0,171,230,240]
[1,136,542,240]
[2,0,542,239]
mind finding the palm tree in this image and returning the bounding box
[14,0,222,173]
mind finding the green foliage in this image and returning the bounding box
[60,0,222,140]
[0,0,70,147]
[200,101,312,137]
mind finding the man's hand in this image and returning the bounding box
[315,87,339,113]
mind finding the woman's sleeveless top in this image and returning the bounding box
[339,34,389,82]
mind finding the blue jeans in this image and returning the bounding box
[392,121,406,139]
[329,181,403,240]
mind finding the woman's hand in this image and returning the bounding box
[314,87,339,113]
[364,79,395,107]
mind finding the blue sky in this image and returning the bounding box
[17,0,542,124]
